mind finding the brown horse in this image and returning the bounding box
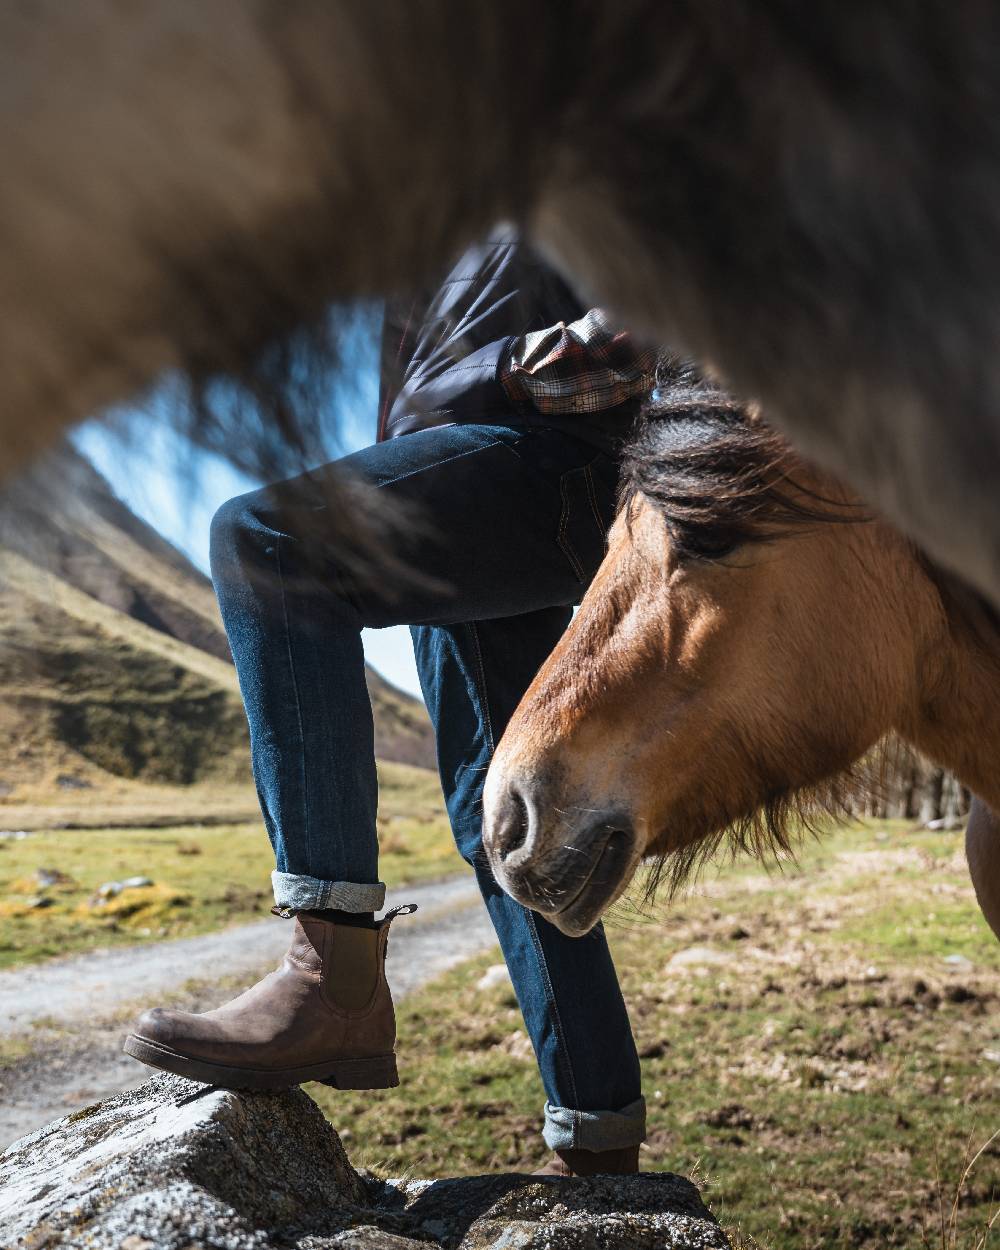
[482,365,1000,941]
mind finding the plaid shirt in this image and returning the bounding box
[501,308,658,415]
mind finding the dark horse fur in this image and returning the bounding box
[2,3,1000,605]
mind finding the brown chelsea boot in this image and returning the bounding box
[123,904,415,1090]
[533,1146,641,1177]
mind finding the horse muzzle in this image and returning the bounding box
[482,774,640,936]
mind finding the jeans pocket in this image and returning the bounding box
[557,461,613,585]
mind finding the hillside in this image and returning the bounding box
[0,444,436,795]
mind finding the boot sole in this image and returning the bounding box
[122,1033,399,1091]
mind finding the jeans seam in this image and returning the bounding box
[583,462,608,552]
[276,534,312,873]
[467,622,495,754]
[526,910,581,1112]
[557,471,586,582]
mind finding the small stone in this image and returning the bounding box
[500,1029,534,1062]
[667,946,732,970]
[120,1237,155,1250]
[477,964,512,992]
[91,881,124,905]
[121,876,154,890]
[55,774,92,791]
[0,830,31,841]
[942,954,974,969]
[34,867,71,888]
[24,895,54,909]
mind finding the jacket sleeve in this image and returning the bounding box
[501,308,658,416]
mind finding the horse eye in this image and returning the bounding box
[676,527,739,561]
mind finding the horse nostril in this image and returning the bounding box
[486,785,533,866]
[500,791,530,861]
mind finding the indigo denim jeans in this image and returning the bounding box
[210,423,644,1152]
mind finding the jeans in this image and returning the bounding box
[210,422,644,1152]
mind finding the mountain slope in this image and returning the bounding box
[0,445,435,790]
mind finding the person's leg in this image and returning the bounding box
[127,422,641,1123]
[413,616,644,1162]
[206,422,628,918]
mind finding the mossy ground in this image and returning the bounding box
[0,762,460,968]
[310,819,999,1250]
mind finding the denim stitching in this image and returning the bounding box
[467,622,495,753]
[583,462,609,553]
[557,471,587,582]
[276,535,312,873]
[525,909,582,1111]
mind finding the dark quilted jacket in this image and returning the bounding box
[377,227,636,449]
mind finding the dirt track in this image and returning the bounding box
[0,873,495,1148]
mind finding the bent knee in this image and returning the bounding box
[209,489,272,577]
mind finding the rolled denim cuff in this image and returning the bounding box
[271,871,386,913]
[542,1096,646,1152]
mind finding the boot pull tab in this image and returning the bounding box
[382,903,418,924]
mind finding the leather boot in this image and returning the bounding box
[123,904,415,1091]
[533,1145,641,1177]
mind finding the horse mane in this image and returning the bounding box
[616,358,915,900]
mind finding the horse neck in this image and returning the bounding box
[902,592,1000,812]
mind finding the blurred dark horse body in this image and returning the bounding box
[3,2,1000,607]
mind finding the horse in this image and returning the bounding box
[481,364,1000,943]
[3,4,1000,610]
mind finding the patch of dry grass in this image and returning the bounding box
[311,820,1000,1249]
[0,762,459,967]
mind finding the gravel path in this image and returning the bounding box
[0,873,498,1148]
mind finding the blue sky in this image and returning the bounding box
[74,358,425,701]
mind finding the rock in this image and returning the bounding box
[34,867,73,888]
[23,895,54,909]
[91,877,154,905]
[0,1075,729,1250]
[666,947,733,971]
[55,774,92,791]
[942,954,974,969]
[93,880,125,901]
[923,816,964,831]
[0,830,31,841]
[477,964,512,992]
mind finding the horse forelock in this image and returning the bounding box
[620,359,865,559]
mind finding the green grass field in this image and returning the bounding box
[309,819,1000,1250]
[0,762,460,968]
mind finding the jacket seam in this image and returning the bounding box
[372,440,506,492]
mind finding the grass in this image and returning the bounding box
[0,762,461,969]
[308,819,1000,1249]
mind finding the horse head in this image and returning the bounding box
[482,365,983,936]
